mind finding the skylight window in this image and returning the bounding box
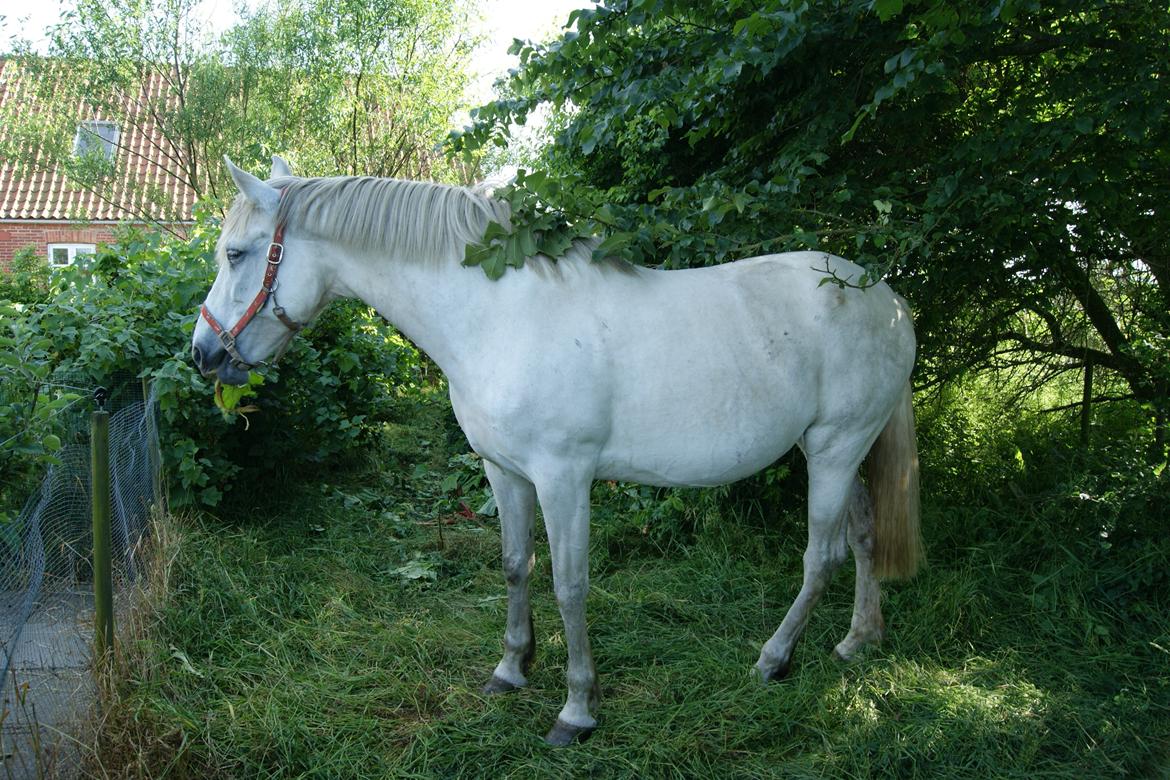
[73,121,120,162]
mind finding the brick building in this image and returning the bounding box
[0,58,197,271]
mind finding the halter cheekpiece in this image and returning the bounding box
[200,192,303,371]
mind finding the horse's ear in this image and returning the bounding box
[225,156,280,213]
[270,155,294,179]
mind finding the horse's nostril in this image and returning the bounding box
[192,344,204,370]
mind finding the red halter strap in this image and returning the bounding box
[200,205,302,370]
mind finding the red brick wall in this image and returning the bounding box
[0,222,121,271]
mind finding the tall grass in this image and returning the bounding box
[90,387,1170,778]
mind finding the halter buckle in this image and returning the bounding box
[267,242,284,265]
[218,330,237,350]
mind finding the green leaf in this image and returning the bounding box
[538,230,575,259]
[874,0,904,22]
[518,227,538,257]
[521,169,548,192]
[594,232,632,258]
[483,221,510,242]
[482,252,507,280]
[476,493,498,517]
[392,558,437,582]
[214,372,263,413]
[578,123,598,155]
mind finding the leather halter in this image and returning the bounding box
[200,205,303,371]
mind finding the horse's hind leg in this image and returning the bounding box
[754,449,857,682]
[834,477,884,662]
[482,461,538,694]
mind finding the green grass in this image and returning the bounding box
[94,399,1170,778]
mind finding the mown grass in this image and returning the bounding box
[92,393,1170,778]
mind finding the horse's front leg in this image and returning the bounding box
[534,468,599,746]
[482,461,537,694]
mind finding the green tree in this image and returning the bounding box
[453,0,1170,454]
[0,0,477,226]
[220,0,478,179]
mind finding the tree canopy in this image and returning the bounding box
[453,0,1169,451]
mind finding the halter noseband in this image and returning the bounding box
[200,204,303,371]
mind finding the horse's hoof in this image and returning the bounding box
[833,633,880,664]
[752,659,791,684]
[481,675,522,695]
[833,642,865,664]
[545,718,595,746]
[766,660,791,682]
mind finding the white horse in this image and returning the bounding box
[191,157,923,746]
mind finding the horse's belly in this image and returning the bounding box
[595,446,788,487]
[595,399,809,487]
[591,311,818,487]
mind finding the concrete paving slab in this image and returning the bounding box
[1,591,94,780]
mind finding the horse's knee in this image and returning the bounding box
[502,552,531,587]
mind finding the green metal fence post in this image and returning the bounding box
[142,377,161,511]
[91,393,114,661]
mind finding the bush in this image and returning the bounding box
[0,245,50,303]
[915,371,1168,562]
[0,216,422,512]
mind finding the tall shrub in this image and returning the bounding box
[0,218,421,511]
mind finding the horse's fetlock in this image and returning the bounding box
[567,667,597,695]
[504,628,531,651]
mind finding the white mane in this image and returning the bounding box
[224,173,635,275]
[220,175,509,263]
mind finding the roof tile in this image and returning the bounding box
[0,58,198,223]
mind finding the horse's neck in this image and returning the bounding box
[336,250,490,384]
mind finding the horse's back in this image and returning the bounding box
[593,251,914,405]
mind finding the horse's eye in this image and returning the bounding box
[225,248,245,265]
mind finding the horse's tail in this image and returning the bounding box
[867,380,924,580]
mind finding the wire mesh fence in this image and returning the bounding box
[0,373,161,778]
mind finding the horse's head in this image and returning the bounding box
[192,156,328,385]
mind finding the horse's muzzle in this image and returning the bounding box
[191,341,250,385]
[191,342,213,377]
